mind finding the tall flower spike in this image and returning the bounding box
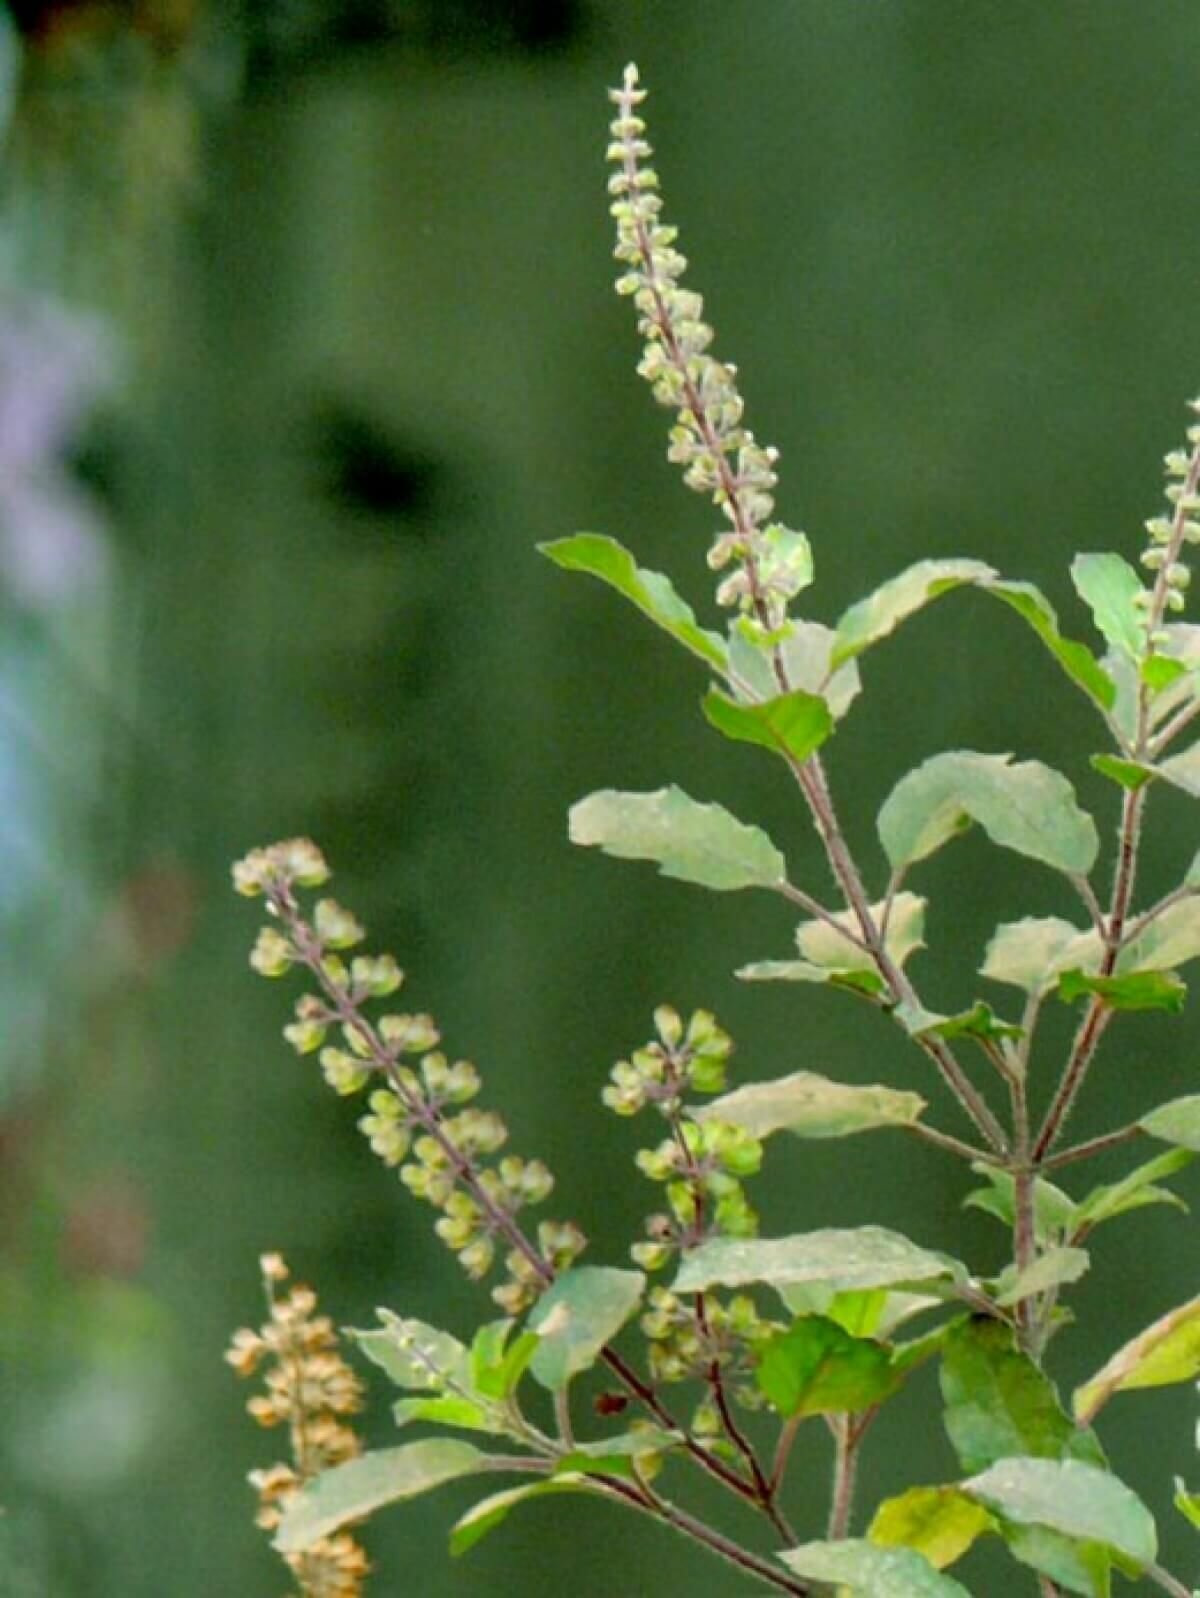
[607,63,813,643]
[1137,397,1200,647]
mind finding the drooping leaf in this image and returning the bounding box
[981,579,1116,712]
[1140,1094,1200,1151]
[675,1226,965,1298]
[961,1163,1078,1245]
[528,1266,644,1390]
[1089,753,1156,791]
[780,1538,973,1595]
[992,1247,1089,1308]
[1117,897,1200,974]
[538,534,728,671]
[1057,967,1187,1012]
[878,752,1099,876]
[701,685,833,764]
[939,1318,1105,1476]
[1071,553,1146,662]
[963,1458,1156,1573]
[727,619,862,719]
[1073,1294,1200,1424]
[980,917,1099,995]
[275,1439,490,1553]
[832,558,998,668]
[869,1485,996,1569]
[1071,1148,1192,1232]
[349,1311,469,1392]
[693,1070,926,1141]
[755,1315,897,1417]
[449,1476,592,1557]
[568,786,786,892]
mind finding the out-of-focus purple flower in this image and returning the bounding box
[0,298,114,607]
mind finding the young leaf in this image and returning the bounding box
[832,557,997,668]
[962,1458,1157,1573]
[878,752,1099,877]
[755,1315,897,1416]
[470,1320,540,1400]
[1057,968,1187,1013]
[939,1318,1105,1476]
[1071,1147,1192,1232]
[780,1538,973,1595]
[895,1000,1022,1043]
[1071,553,1146,662]
[868,1485,996,1569]
[980,579,1116,712]
[1140,1093,1200,1151]
[528,1266,645,1390]
[274,1439,490,1553]
[961,1163,1078,1244]
[538,533,728,671]
[727,619,862,719]
[1073,1294,1200,1424]
[980,917,1099,995]
[1174,1479,1200,1533]
[692,1070,926,1141]
[449,1477,593,1557]
[701,685,833,764]
[992,1247,1089,1308]
[568,786,786,892]
[1089,753,1156,792]
[393,1394,496,1433]
[675,1226,966,1297]
[349,1312,469,1392]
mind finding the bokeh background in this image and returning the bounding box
[3,2,1200,1593]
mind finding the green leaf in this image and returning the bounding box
[275,1439,490,1553]
[693,1070,926,1141]
[1071,553,1146,662]
[1057,967,1187,1012]
[1174,1478,1200,1532]
[735,958,887,994]
[728,620,862,719]
[349,1311,469,1391]
[780,1284,943,1337]
[1089,753,1156,791]
[701,685,833,764]
[1073,1294,1200,1424]
[780,1538,973,1595]
[470,1320,540,1400]
[895,999,1022,1042]
[832,558,998,668]
[755,1315,897,1417]
[1072,1148,1192,1231]
[869,1485,996,1569]
[554,1428,680,1468]
[1118,897,1200,973]
[992,1247,1089,1308]
[568,786,786,892]
[878,752,1099,876]
[449,1477,592,1557]
[961,1163,1078,1245]
[939,1319,1105,1476]
[1003,1524,1112,1597]
[1143,653,1191,691]
[393,1394,496,1432]
[1140,1093,1200,1151]
[981,579,1116,712]
[675,1226,966,1297]
[538,534,728,671]
[980,917,1099,995]
[963,1458,1156,1572]
[528,1266,644,1390]
[1157,742,1200,798]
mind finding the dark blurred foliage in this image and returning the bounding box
[3,2,1200,1594]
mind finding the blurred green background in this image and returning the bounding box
[3,1,1200,1592]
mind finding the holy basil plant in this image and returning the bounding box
[226,64,1200,1598]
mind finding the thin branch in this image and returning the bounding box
[1121,882,1199,947]
[1039,1122,1143,1173]
[904,1120,996,1165]
[775,877,871,949]
[1145,1560,1194,1598]
[770,1414,804,1497]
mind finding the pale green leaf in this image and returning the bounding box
[1003,1524,1112,1597]
[701,685,833,763]
[693,1070,925,1140]
[538,534,727,670]
[275,1440,489,1553]
[869,1485,996,1569]
[675,1226,965,1297]
[993,1247,1089,1307]
[981,579,1116,712]
[528,1266,644,1390]
[1141,1094,1200,1151]
[1118,898,1200,973]
[963,1458,1156,1571]
[1072,1148,1192,1231]
[449,1477,592,1557]
[795,892,926,973]
[980,917,1099,995]
[780,1538,973,1595]
[392,1394,496,1432]
[895,999,1022,1042]
[832,558,998,667]
[727,620,862,719]
[1071,553,1146,661]
[349,1311,469,1391]
[569,786,786,892]
[878,752,1099,876]
[1073,1294,1200,1424]
[735,958,887,993]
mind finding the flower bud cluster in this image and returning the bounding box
[602,1005,731,1118]
[607,64,810,641]
[632,1118,760,1272]
[234,841,582,1320]
[225,1252,369,1596]
[640,1284,776,1400]
[1138,401,1200,644]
